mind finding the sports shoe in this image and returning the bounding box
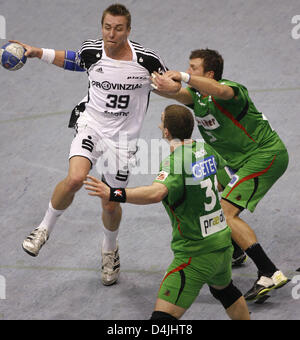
[101,245,120,286]
[22,228,49,257]
[244,270,289,301]
[232,254,247,267]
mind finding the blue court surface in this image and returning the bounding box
[0,0,299,320]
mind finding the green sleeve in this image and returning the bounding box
[154,158,184,206]
[216,167,231,189]
[214,80,247,109]
[186,87,198,110]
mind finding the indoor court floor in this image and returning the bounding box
[0,0,299,320]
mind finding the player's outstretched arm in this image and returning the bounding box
[151,71,193,105]
[9,40,66,68]
[84,175,168,205]
[186,74,235,100]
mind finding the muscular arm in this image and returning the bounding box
[188,75,235,100]
[84,176,169,205]
[9,40,83,70]
[9,40,65,67]
[153,87,194,105]
[153,70,235,101]
[37,49,65,67]
[126,182,168,204]
[51,50,65,68]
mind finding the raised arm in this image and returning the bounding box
[162,70,235,101]
[187,75,234,100]
[9,40,65,67]
[9,40,85,71]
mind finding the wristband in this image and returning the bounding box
[41,48,55,64]
[109,187,127,203]
[180,72,191,83]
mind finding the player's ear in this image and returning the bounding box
[205,70,215,79]
[164,128,171,139]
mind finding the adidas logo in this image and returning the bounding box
[95,67,104,73]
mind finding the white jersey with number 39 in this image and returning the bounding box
[75,39,167,143]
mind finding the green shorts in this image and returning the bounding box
[221,149,289,212]
[157,246,233,309]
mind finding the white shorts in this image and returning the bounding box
[69,116,137,188]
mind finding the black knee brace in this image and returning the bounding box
[209,281,242,309]
[150,311,178,320]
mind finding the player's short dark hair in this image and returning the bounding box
[101,3,131,28]
[164,105,194,141]
[190,49,224,81]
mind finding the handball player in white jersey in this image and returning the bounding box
[13,4,168,286]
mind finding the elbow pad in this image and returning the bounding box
[63,50,85,72]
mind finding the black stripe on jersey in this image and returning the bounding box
[131,41,165,61]
[80,39,103,51]
[131,44,160,58]
[135,49,163,61]
[68,69,92,128]
[131,41,159,56]
[68,98,89,128]
[246,177,259,209]
[80,44,103,53]
[135,51,167,75]
[145,91,151,114]
[79,39,103,70]
[131,40,168,74]
[175,270,186,305]
[222,197,245,212]
[168,184,186,211]
[236,100,249,122]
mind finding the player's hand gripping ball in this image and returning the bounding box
[0,42,27,71]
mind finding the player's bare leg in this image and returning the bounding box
[221,199,288,301]
[151,298,186,320]
[151,292,250,320]
[102,200,122,233]
[225,296,250,320]
[22,156,91,256]
[100,200,122,285]
[210,283,250,320]
[51,156,91,209]
[221,200,257,250]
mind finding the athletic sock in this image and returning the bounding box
[245,243,278,276]
[232,239,245,258]
[38,201,65,235]
[102,226,119,252]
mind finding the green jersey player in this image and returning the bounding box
[151,48,289,301]
[84,104,250,320]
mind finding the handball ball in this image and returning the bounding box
[0,42,27,71]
